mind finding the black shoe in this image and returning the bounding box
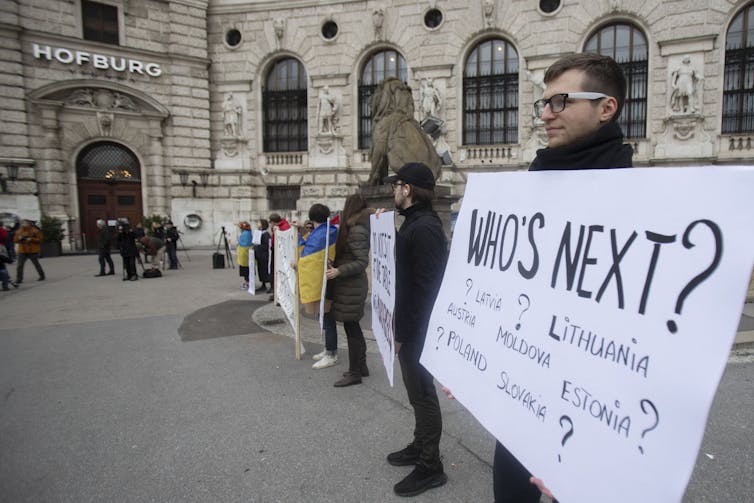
[11,281,19,288]
[2,286,9,291]
[387,443,422,466]
[333,373,362,387]
[95,273,106,277]
[266,287,273,294]
[268,295,274,302]
[106,271,115,275]
[37,277,45,281]
[393,462,447,497]
[256,285,266,292]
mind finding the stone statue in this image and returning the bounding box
[670,55,702,114]
[223,93,242,137]
[318,86,338,134]
[373,9,384,39]
[367,77,442,185]
[420,78,441,119]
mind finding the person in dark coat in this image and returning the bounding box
[382,162,448,497]
[254,219,271,291]
[164,221,180,269]
[493,53,632,503]
[117,223,139,281]
[327,193,373,387]
[95,219,115,277]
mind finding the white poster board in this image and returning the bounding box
[420,166,754,503]
[370,212,396,387]
[274,228,300,355]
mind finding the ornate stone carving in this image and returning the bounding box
[273,18,285,47]
[419,78,442,120]
[483,0,495,27]
[97,111,114,136]
[373,9,384,39]
[66,88,139,111]
[670,55,703,115]
[317,86,338,134]
[221,137,239,157]
[222,93,242,138]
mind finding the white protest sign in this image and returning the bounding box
[370,212,396,386]
[420,166,754,503]
[274,228,298,330]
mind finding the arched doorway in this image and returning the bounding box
[76,141,143,250]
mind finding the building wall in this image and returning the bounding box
[0,0,752,247]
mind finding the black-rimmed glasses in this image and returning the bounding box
[533,92,608,118]
[391,182,407,190]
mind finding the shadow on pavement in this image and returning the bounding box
[179,300,268,341]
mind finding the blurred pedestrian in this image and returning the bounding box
[237,221,253,289]
[117,223,139,281]
[165,221,180,269]
[13,219,45,286]
[95,219,115,277]
[254,219,271,292]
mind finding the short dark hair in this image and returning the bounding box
[411,185,435,206]
[268,213,282,224]
[259,218,269,230]
[544,53,627,122]
[308,203,330,224]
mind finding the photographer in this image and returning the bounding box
[138,235,165,270]
[164,221,180,270]
[13,219,45,286]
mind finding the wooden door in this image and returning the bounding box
[78,180,143,250]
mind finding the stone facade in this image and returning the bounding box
[0,0,752,248]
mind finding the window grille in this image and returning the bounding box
[723,3,754,134]
[77,141,140,181]
[358,49,408,149]
[263,58,308,153]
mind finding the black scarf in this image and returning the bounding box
[529,121,633,171]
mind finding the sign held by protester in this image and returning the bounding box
[420,167,754,503]
[274,227,298,332]
[370,212,396,386]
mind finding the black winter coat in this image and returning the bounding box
[117,230,138,258]
[330,210,372,323]
[528,122,633,171]
[394,203,447,345]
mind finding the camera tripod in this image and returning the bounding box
[216,226,234,269]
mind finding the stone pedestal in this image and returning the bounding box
[215,137,250,170]
[360,183,456,240]
[310,134,347,168]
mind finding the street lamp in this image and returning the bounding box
[178,170,189,186]
[7,164,19,182]
[200,172,209,187]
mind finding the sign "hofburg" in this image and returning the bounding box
[32,43,162,77]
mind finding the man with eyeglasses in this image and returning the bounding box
[492,53,633,503]
[382,162,449,497]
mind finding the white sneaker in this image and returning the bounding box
[312,353,338,369]
[312,349,328,361]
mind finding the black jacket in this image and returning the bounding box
[395,203,448,345]
[96,227,111,252]
[117,230,138,258]
[529,121,633,171]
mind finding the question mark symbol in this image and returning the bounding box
[638,399,659,454]
[516,294,531,330]
[465,278,474,304]
[435,326,445,350]
[558,415,574,463]
[667,220,722,334]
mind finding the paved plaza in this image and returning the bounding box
[0,251,752,502]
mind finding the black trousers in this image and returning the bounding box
[493,441,543,503]
[98,250,114,273]
[16,253,45,282]
[122,256,137,278]
[398,341,442,467]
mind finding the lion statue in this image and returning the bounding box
[367,78,442,185]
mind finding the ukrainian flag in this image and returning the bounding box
[298,222,338,304]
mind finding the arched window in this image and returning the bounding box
[463,38,519,145]
[358,49,408,149]
[77,141,140,181]
[263,58,308,152]
[723,3,754,134]
[584,23,648,139]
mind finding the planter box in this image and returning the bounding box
[40,241,62,258]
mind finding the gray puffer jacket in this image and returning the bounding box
[329,209,372,323]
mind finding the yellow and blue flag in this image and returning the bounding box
[297,222,338,304]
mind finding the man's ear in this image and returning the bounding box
[599,96,619,123]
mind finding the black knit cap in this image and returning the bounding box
[383,162,436,189]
